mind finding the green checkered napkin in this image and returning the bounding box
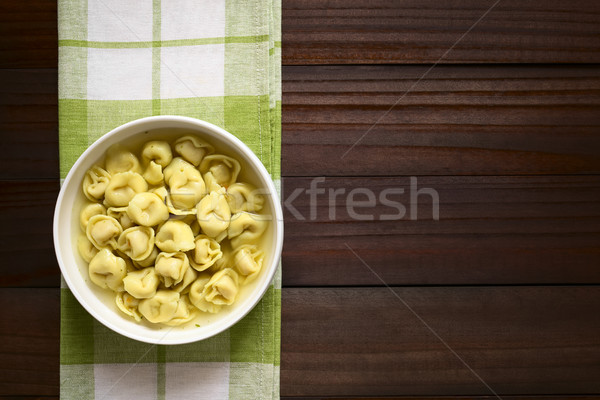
[58,0,281,398]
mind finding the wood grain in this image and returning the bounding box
[0,69,58,180]
[2,397,600,400]
[282,0,600,64]
[282,65,600,176]
[3,175,599,287]
[0,181,59,287]
[281,286,600,397]
[4,1,600,67]
[0,0,57,68]
[282,175,600,286]
[2,1,600,398]
[281,398,600,400]
[3,287,599,397]
[3,65,600,179]
[0,289,59,396]
[2,395,600,399]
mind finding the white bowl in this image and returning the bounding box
[54,116,283,344]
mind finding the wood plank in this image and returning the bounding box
[282,65,600,176]
[12,397,596,400]
[282,395,600,400]
[281,286,600,397]
[3,287,599,397]
[0,397,58,400]
[3,175,599,287]
[0,288,59,396]
[282,0,600,64]
[3,0,600,67]
[4,397,598,400]
[0,181,60,287]
[0,395,600,400]
[0,0,57,68]
[282,175,600,286]
[0,69,58,180]
[3,65,600,179]
[281,398,600,400]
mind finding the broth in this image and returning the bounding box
[74,128,275,330]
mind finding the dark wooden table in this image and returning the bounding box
[2,0,600,398]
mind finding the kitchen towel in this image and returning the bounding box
[58,0,281,398]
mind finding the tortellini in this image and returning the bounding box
[190,219,201,236]
[202,268,239,306]
[107,206,134,229]
[174,135,213,166]
[123,267,160,299]
[142,140,173,167]
[162,157,191,183]
[127,192,169,226]
[78,134,270,327]
[154,252,190,287]
[153,184,196,217]
[200,154,241,188]
[82,166,111,201]
[232,244,264,284]
[163,158,206,210]
[155,220,195,253]
[143,161,164,186]
[133,246,159,268]
[104,172,148,207]
[86,215,123,250]
[88,249,127,291]
[77,235,99,263]
[151,186,169,203]
[105,145,142,175]
[226,182,265,213]
[117,226,155,261]
[138,290,180,324]
[162,296,198,326]
[80,203,107,230]
[196,190,231,241]
[116,292,142,321]
[189,273,221,313]
[165,196,198,216]
[189,235,222,271]
[172,266,198,294]
[228,212,268,248]
[203,170,224,193]
[212,241,233,272]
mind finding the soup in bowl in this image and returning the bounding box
[54,116,283,344]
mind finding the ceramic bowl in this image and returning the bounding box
[54,115,283,344]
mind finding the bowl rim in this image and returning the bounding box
[53,115,284,344]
